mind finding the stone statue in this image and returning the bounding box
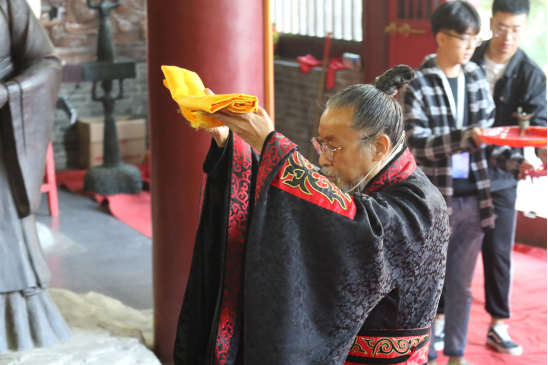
[0,0,71,353]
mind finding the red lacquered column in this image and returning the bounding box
[146,1,264,362]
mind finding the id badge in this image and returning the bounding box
[452,152,470,179]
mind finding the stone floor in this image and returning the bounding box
[35,188,153,310]
[0,191,157,364]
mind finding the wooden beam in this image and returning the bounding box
[264,0,275,122]
[362,0,390,83]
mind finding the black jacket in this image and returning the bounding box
[472,41,547,192]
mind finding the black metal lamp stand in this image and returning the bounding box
[83,0,142,195]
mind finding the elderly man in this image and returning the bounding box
[173,66,450,365]
[0,0,71,353]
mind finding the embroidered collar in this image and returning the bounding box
[364,147,417,195]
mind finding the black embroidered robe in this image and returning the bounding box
[174,131,449,365]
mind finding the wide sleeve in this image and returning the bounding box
[203,138,230,182]
[243,131,449,364]
[0,0,62,217]
[174,131,260,364]
[404,82,480,164]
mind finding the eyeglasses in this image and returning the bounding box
[492,26,522,40]
[441,31,483,48]
[311,135,372,162]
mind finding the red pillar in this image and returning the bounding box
[146,1,265,363]
[362,0,390,84]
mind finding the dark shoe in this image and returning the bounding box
[486,324,523,356]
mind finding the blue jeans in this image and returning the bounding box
[429,196,485,360]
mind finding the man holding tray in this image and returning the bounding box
[471,0,547,356]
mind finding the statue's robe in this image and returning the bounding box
[0,0,71,352]
[174,131,450,365]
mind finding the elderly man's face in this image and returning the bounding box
[317,107,379,192]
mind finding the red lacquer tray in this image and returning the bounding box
[482,126,547,148]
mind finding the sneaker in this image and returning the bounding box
[433,318,445,351]
[486,324,523,356]
[447,359,474,365]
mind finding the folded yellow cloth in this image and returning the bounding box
[161,65,259,130]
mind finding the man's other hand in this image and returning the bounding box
[471,127,484,146]
[203,88,229,147]
[517,160,535,180]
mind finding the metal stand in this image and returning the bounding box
[513,106,534,137]
[83,0,142,195]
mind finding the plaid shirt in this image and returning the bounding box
[404,56,524,230]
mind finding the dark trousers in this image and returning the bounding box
[436,187,517,319]
[482,187,517,319]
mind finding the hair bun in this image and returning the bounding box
[374,65,415,96]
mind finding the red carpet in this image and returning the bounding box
[55,168,152,238]
[97,192,152,238]
[433,243,547,365]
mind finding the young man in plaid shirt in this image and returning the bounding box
[403,2,533,365]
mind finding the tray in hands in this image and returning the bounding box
[481,126,547,148]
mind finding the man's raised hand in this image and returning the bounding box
[203,88,229,147]
[205,105,275,152]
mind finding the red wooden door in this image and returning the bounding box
[386,0,479,69]
[386,0,442,69]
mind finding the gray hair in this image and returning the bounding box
[325,65,415,146]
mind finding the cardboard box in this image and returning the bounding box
[78,116,147,168]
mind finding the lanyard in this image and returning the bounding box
[438,68,465,129]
